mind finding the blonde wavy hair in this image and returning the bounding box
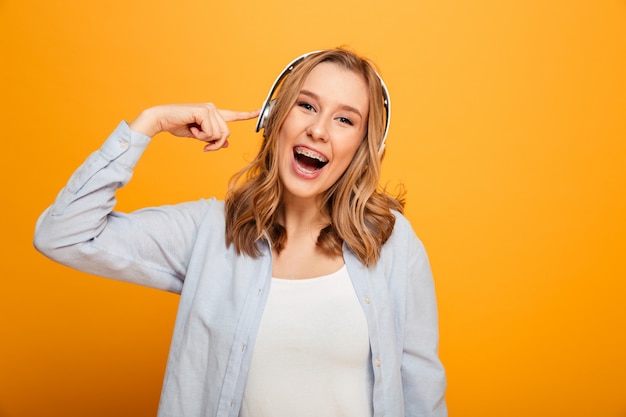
[225,48,404,266]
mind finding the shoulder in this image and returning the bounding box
[203,197,225,213]
[196,197,225,221]
[389,209,417,241]
[384,209,428,257]
[164,196,224,213]
[390,209,411,230]
[160,197,225,228]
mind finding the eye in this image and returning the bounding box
[297,101,316,112]
[337,116,354,126]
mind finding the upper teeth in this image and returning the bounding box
[295,146,328,163]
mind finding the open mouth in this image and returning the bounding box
[293,146,329,174]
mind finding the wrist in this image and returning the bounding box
[129,108,162,137]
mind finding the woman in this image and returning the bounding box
[34,48,447,417]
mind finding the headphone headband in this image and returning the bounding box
[255,50,391,154]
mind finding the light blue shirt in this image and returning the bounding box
[34,122,447,417]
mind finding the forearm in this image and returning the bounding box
[34,121,149,249]
[32,122,190,292]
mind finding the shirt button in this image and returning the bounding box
[375,359,381,367]
[119,140,129,149]
[364,296,371,304]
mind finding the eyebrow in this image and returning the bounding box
[299,90,363,119]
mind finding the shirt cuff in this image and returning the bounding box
[99,120,152,169]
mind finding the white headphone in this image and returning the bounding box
[255,51,391,154]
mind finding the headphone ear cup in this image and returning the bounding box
[265,99,275,126]
[256,99,276,136]
[256,52,314,136]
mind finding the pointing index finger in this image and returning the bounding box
[219,109,261,123]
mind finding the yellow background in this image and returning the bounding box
[1,0,625,416]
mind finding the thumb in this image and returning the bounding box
[219,109,261,123]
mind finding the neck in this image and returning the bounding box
[279,196,329,238]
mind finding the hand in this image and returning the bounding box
[129,103,260,151]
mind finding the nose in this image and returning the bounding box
[306,115,330,142]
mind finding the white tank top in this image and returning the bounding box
[239,265,373,417]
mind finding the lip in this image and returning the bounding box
[291,145,329,179]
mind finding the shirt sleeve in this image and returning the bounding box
[398,216,448,416]
[33,121,212,293]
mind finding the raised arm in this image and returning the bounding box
[33,104,259,293]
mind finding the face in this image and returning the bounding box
[276,62,369,206]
